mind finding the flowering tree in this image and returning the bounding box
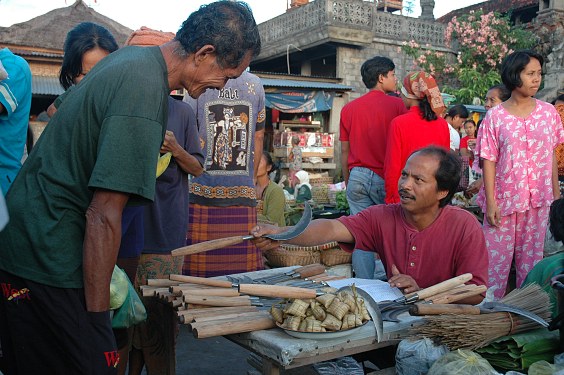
[401,10,537,104]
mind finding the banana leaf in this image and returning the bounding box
[476,329,559,371]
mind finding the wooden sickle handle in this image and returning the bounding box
[296,264,326,278]
[183,295,251,307]
[171,235,250,257]
[170,274,232,288]
[410,304,481,316]
[429,285,487,305]
[239,284,317,299]
[407,273,473,301]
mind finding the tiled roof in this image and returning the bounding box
[260,78,352,91]
[32,76,64,96]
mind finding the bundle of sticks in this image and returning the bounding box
[411,284,552,350]
[140,271,342,339]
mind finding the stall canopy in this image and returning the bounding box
[260,78,352,113]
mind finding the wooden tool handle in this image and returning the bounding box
[430,285,487,305]
[239,284,317,299]
[410,304,481,316]
[183,295,251,307]
[407,273,473,301]
[183,288,240,297]
[170,274,232,288]
[191,313,275,339]
[171,236,248,257]
[296,264,326,278]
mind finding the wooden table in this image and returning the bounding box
[220,267,421,375]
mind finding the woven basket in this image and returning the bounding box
[310,176,333,186]
[311,185,330,204]
[320,242,352,266]
[265,244,321,267]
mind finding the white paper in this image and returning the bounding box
[326,278,403,302]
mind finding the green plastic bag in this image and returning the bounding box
[111,276,147,328]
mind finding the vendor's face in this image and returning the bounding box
[381,70,397,93]
[257,155,269,177]
[398,153,448,215]
[516,57,542,98]
[185,49,252,99]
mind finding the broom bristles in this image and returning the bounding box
[410,284,551,350]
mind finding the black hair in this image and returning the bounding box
[175,1,261,69]
[412,146,461,208]
[360,56,395,89]
[59,22,118,90]
[488,84,511,102]
[549,199,564,242]
[551,94,564,105]
[501,49,544,92]
[419,97,438,121]
[445,104,469,120]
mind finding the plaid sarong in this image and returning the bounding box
[183,204,264,277]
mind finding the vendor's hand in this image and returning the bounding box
[161,131,180,155]
[485,199,501,227]
[250,224,285,252]
[388,264,420,294]
[464,178,483,198]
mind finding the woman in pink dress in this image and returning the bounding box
[478,50,564,299]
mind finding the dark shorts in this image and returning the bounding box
[0,269,118,375]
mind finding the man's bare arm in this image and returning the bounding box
[83,189,129,312]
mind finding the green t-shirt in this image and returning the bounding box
[0,46,168,288]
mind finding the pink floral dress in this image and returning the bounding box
[476,99,564,299]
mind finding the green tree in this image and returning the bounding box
[401,10,537,104]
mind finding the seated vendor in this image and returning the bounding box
[253,146,488,304]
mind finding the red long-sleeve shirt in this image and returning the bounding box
[384,106,450,203]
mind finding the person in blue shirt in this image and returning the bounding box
[0,48,32,195]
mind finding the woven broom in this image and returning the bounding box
[411,284,552,350]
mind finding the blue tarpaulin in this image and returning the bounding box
[264,90,335,113]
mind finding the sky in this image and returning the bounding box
[0,0,487,32]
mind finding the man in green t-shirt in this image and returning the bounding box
[0,2,261,374]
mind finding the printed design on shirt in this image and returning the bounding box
[203,97,254,177]
[245,81,256,96]
[257,107,266,125]
[1,284,31,302]
[104,350,120,368]
[190,182,257,200]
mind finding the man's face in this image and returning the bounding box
[185,51,252,99]
[398,153,448,215]
[381,70,397,93]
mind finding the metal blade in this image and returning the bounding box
[480,302,549,327]
[338,286,384,343]
[266,202,312,241]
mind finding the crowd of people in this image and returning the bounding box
[0,0,563,374]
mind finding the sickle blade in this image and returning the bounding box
[267,201,312,241]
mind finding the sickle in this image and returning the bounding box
[170,202,312,257]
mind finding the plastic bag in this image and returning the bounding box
[395,338,448,375]
[528,360,564,375]
[313,356,364,375]
[111,276,147,328]
[109,266,129,310]
[428,349,499,375]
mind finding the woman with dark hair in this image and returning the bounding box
[256,152,286,227]
[477,50,564,299]
[47,22,118,116]
[444,104,469,152]
[384,71,450,203]
[59,22,119,90]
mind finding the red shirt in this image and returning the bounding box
[339,90,406,178]
[384,106,450,203]
[337,204,488,289]
[460,136,475,167]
